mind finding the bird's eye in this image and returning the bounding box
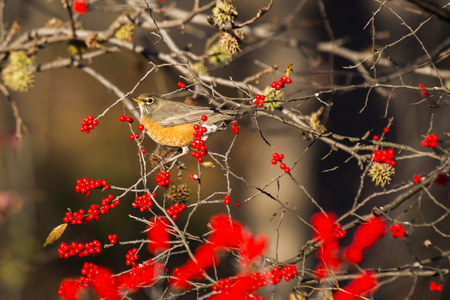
[146,97,154,104]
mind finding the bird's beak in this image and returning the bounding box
[131,97,143,104]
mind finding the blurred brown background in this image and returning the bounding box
[0,0,449,299]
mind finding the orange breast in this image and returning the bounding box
[140,118,195,147]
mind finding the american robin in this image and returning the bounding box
[131,94,248,148]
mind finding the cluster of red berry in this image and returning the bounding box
[191,120,208,163]
[58,261,163,300]
[58,240,102,259]
[413,174,422,184]
[72,0,88,14]
[421,134,438,148]
[373,148,396,166]
[75,178,110,196]
[125,248,139,266]
[344,216,386,264]
[334,271,377,300]
[124,261,164,289]
[170,215,267,289]
[253,94,266,108]
[79,262,98,286]
[435,173,449,186]
[390,223,405,238]
[177,81,186,89]
[107,234,117,245]
[87,194,120,221]
[188,173,199,181]
[224,195,231,205]
[147,217,170,254]
[271,152,291,173]
[231,121,239,134]
[332,223,347,239]
[212,265,297,298]
[80,115,99,133]
[58,262,98,296]
[155,171,171,189]
[280,265,297,281]
[372,126,390,141]
[418,83,429,97]
[129,133,140,140]
[63,194,119,224]
[132,193,155,212]
[119,116,145,146]
[312,212,340,279]
[430,281,442,292]
[63,209,86,225]
[119,115,134,123]
[166,203,187,220]
[270,75,292,90]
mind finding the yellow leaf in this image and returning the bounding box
[285,63,293,76]
[43,223,68,247]
[445,80,450,90]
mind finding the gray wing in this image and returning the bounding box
[154,103,239,127]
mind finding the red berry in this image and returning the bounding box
[138,124,145,130]
[126,117,133,123]
[119,115,126,122]
[386,149,395,159]
[177,81,186,89]
[373,135,379,141]
[383,127,390,133]
[73,0,88,14]
[200,115,208,122]
[129,134,135,140]
[285,77,292,84]
[390,224,406,238]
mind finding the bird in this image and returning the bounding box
[131,94,249,150]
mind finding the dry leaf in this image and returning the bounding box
[201,161,215,168]
[43,223,68,247]
[285,63,293,76]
